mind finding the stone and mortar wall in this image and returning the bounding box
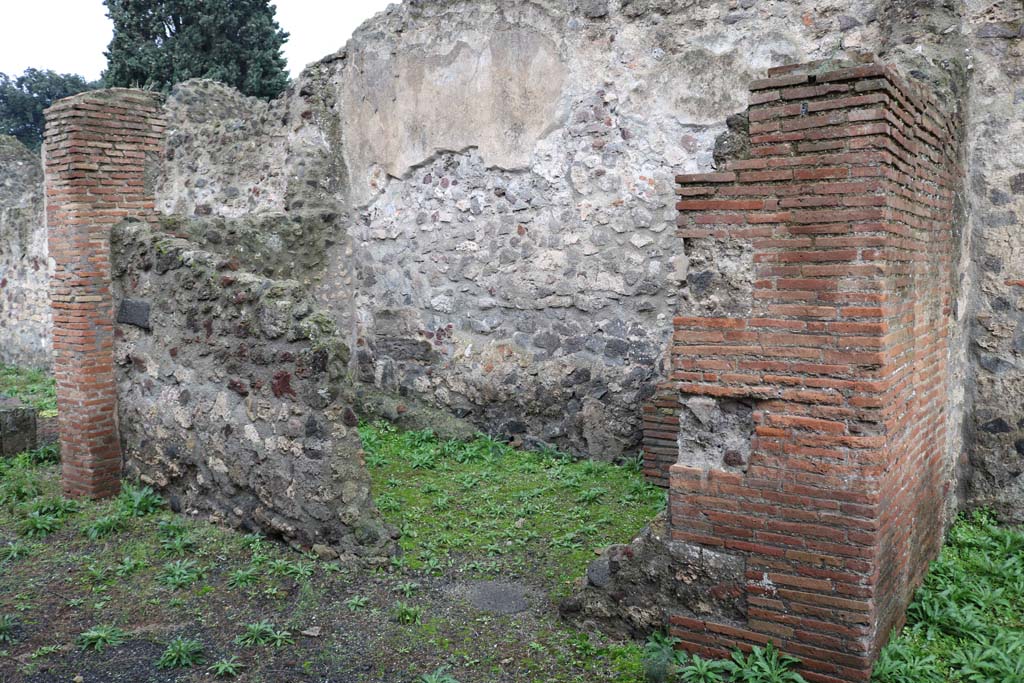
[962,1,1024,523]
[111,221,394,557]
[40,87,393,555]
[154,0,973,462]
[0,136,51,370]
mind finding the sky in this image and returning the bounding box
[0,0,394,81]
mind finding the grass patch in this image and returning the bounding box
[0,364,57,416]
[361,421,665,597]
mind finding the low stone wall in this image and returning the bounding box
[111,221,394,557]
[0,136,50,370]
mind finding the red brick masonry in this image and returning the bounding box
[43,90,165,498]
[642,61,958,681]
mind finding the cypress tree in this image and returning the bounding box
[103,0,289,99]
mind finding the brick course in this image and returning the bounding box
[642,61,958,681]
[43,90,165,498]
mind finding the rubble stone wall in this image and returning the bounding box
[962,1,1024,523]
[0,137,50,370]
[111,221,394,557]
[155,0,952,462]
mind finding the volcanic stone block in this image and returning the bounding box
[116,299,152,331]
[0,397,37,457]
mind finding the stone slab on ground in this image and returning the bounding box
[449,580,531,615]
[0,396,37,457]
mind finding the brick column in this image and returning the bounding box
[643,60,958,682]
[43,89,165,498]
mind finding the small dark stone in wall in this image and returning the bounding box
[533,330,561,353]
[991,189,1012,206]
[977,23,1020,39]
[342,407,359,427]
[981,418,1013,433]
[604,338,630,360]
[116,299,151,331]
[271,371,297,399]
[723,450,746,467]
[505,420,528,435]
[587,556,612,587]
[687,270,715,294]
[579,0,608,18]
[979,355,1016,374]
[228,378,249,396]
[838,15,861,31]
[1015,440,1024,456]
[1011,174,1024,195]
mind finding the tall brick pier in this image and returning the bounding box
[43,90,165,498]
[643,60,958,682]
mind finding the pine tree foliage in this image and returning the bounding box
[103,0,289,99]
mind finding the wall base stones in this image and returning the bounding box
[560,512,747,640]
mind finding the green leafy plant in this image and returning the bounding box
[160,533,197,556]
[116,483,164,517]
[235,620,279,646]
[420,666,460,683]
[159,559,203,589]
[18,511,61,538]
[345,595,368,612]
[114,555,147,577]
[642,631,686,682]
[725,643,806,683]
[576,487,607,504]
[678,653,730,683]
[208,656,244,677]
[871,641,944,683]
[29,496,79,518]
[78,625,127,651]
[85,514,127,540]
[0,540,32,561]
[394,601,422,625]
[0,615,17,644]
[30,645,60,659]
[268,628,294,647]
[397,581,420,597]
[157,636,205,668]
[267,558,314,579]
[228,567,259,588]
